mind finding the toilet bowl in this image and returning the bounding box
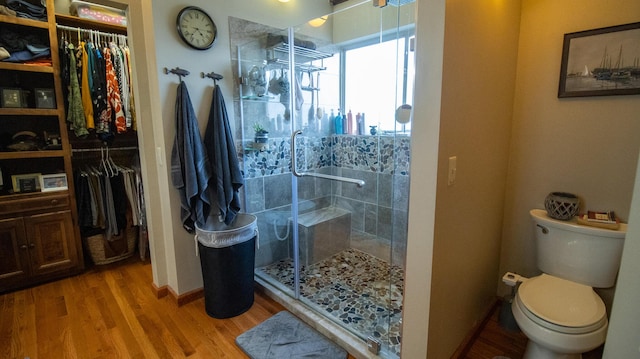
[512,274,608,359]
[506,209,627,359]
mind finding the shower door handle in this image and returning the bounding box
[290,129,365,187]
[291,130,304,178]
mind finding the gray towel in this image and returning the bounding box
[170,81,212,232]
[204,84,244,225]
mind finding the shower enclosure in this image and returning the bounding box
[232,2,414,357]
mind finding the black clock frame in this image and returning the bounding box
[176,6,217,50]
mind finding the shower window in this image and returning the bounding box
[343,29,415,132]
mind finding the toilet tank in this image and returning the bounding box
[530,209,626,288]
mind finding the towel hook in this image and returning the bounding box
[163,67,190,80]
[201,71,223,86]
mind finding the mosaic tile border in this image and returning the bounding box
[239,134,411,179]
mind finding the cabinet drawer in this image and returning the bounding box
[0,195,69,216]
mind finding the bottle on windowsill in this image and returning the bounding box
[335,110,343,135]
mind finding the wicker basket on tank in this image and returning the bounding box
[544,192,580,220]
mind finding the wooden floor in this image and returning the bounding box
[2,255,607,359]
[0,256,356,359]
[464,302,604,359]
[463,304,528,359]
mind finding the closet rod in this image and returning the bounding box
[56,24,125,38]
[72,146,138,153]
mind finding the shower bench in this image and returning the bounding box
[297,207,352,266]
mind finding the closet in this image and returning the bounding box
[56,9,147,266]
[0,0,144,293]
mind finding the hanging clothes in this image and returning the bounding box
[75,171,95,228]
[91,42,110,138]
[56,26,135,140]
[133,158,148,260]
[204,84,244,225]
[170,81,212,233]
[104,45,126,134]
[58,36,70,110]
[80,41,95,129]
[117,43,132,129]
[65,42,89,137]
[74,156,145,241]
[123,45,136,130]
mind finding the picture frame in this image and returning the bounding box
[35,88,56,109]
[1,88,24,108]
[40,173,68,192]
[558,22,640,98]
[11,173,42,193]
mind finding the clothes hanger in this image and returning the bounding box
[100,147,113,177]
[107,147,118,177]
[107,147,122,175]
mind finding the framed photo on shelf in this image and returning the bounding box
[558,22,640,98]
[35,88,56,109]
[1,88,24,108]
[11,173,42,193]
[40,173,68,192]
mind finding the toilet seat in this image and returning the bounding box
[517,274,607,334]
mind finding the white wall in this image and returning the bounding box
[605,154,640,358]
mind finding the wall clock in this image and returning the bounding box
[176,6,217,50]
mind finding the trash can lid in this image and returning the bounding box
[195,214,258,248]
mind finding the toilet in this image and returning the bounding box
[507,209,626,359]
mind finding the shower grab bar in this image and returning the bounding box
[291,130,365,187]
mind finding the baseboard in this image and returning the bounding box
[152,283,169,299]
[152,283,203,306]
[451,296,501,359]
[168,286,204,306]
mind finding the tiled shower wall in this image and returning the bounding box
[228,17,411,269]
[239,134,411,269]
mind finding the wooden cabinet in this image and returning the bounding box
[0,207,78,292]
[0,0,83,292]
[0,217,28,286]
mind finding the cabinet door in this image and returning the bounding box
[0,217,30,290]
[24,210,78,277]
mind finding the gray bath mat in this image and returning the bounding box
[236,311,347,359]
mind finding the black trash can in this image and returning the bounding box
[195,214,258,319]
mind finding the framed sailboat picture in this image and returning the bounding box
[558,22,640,98]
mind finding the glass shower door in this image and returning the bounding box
[236,1,414,357]
[289,2,413,357]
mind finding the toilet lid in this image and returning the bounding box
[518,274,606,330]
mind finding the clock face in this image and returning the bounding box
[176,6,217,50]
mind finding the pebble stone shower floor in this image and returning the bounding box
[257,248,404,356]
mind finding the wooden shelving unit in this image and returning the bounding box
[0,0,83,293]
